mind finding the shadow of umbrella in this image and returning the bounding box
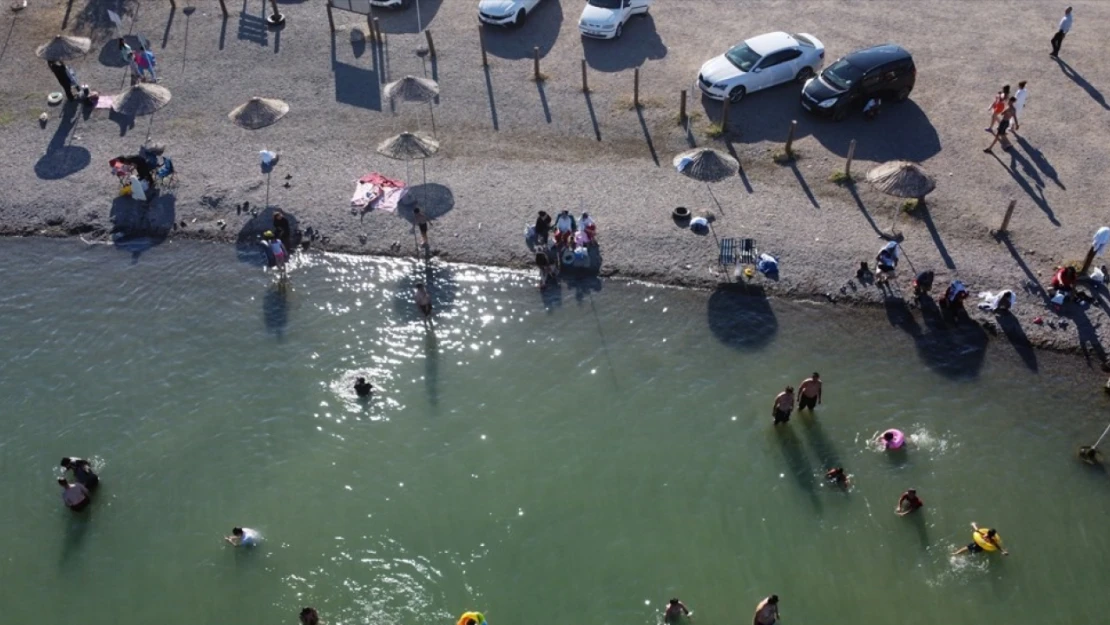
[236,206,301,264]
[706,284,778,351]
[35,101,89,180]
[674,147,737,213]
[397,183,453,220]
[377,131,439,209]
[96,34,145,68]
[109,193,176,262]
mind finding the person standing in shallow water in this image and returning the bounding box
[772,387,794,425]
[354,377,372,398]
[61,457,99,490]
[663,598,691,624]
[798,373,821,411]
[753,595,779,625]
[414,283,432,321]
[58,477,91,511]
[300,607,319,625]
[413,207,429,247]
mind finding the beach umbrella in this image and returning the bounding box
[228,97,290,129]
[384,75,440,136]
[866,160,935,199]
[112,83,171,116]
[673,148,739,212]
[377,131,440,208]
[35,34,91,61]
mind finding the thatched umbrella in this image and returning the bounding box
[377,131,440,207]
[112,83,171,116]
[866,160,935,199]
[673,148,739,212]
[35,35,91,61]
[228,97,290,129]
[383,75,440,136]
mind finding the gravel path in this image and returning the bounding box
[3,0,1110,372]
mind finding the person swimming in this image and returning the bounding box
[60,457,99,490]
[896,488,923,516]
[225,527,261,547]
[952,523,1008,556]
[664,598,691,624]
[753,595,779,625]
[354,377,373,397]
[299,607,320,625]
[58,476,91,511]
[825,467,849,487]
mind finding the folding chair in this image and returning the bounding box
[718,237,758,281]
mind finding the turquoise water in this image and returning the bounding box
[1,238,1108,625]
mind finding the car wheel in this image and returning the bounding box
[728,86,746,103]
[896,86,912,102]
[512,9,525,27]
[795,67,815,83]
[614,23,623,39]
[832,106,847,122]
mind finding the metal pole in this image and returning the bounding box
[581,59,588,92]
[845,139,856,178]
[533,46,540,81]
[425,30,436,58]
[1093,421,1110,449]
[478,25,488,67]
[374,17,383,44]
[999,199,1017,234]
[679,89,687,124]
[785,120,797,154]
[633,68,640,108]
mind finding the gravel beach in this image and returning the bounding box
[4,0,1110,369]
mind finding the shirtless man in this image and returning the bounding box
[753,595,779,625]
[895,488,923,516]
[772,387,794,425]
[797,373,821,411]
[663,598,691,624]
[414,283,432,320]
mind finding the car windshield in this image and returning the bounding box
[822,59,863,90]
[724,44,762,72]
[587,0,623,8]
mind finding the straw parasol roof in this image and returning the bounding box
[35,34,91,61]
[866,160,936,198]
[376,132,440,161]
[228,97,290,129]
[112,83,172,116]
[673,148,739,183]
[383,76,440,103]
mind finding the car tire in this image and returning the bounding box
[512,9,525,28]
[614,23,623,39]
[728,86,746,103]
[832,106,847,122]
[896,86,912,102]
[795,67,815,83]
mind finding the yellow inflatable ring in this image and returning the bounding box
[457,612,486,625]
[972,528,1002,552]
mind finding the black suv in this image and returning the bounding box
[801,44,915,120]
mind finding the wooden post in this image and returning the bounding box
[533,46,541,81]
[169,0,176,8]
[425,30,436,58]
[581,59,588,92]
[367,14,375,42]
[845,139,856,177]
[999,199,1017,234]
[721,101,730,131]
[373,18,383,44]
[1081,246,1098,275]
[785,120,798,154]
[478,25,488,67]
[633,68,640,108]
[219,0,230,18]
[679,89,687,123]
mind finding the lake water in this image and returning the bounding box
[2,238,1108,625]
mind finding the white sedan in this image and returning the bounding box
[478,0,545,27]
[578,0,653,40]
[697,32,825,102]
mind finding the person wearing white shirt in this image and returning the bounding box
[1050,7,1073,57]
[1013,81,1028,131]
[225,526,261,547]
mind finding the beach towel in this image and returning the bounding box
[351,173,406,211]
[978,290,1016,311]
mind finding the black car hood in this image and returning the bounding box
[804,75,845,101]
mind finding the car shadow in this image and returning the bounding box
[582,14,666,73]
[482,0,562,59]
[706,284,777,351]
[807,100,941,162]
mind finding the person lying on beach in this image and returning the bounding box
[664,598,691,624]
[896,489,923,516]
[225,527,261,547]
[60,457,99,489]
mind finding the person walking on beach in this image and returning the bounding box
[1012,81,1029,132]
[47,61,78,100]
[772,387,794,425]
[58,477,91,511]
[136,44,157,82]
[896,488,923,516]
[663,599,691,624]
[984,97,1017,153]
[118,38,140,83]
[987,85,1010,132]
[1050,7,1073,57]
[60,457,99,490]
[225,527,261,547]
[414,207,429,247]
[798,373,822,411]
[753,595,780,625]
[414,283,432,320]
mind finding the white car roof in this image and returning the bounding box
[744,32,796,56]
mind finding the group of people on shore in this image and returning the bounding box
[530,210,598,288]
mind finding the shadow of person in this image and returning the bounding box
[59,507,93,564]
[706,284,778,351]
[799,411,840,469]
[774,425,822,514]
[886,296,987,380]
[1014,135,1064,190]
[424,328,439,410]
[483,0,563,59]
[1054,57,1110,110]
[1068,303,1109,370]
[582,14,666,72]
[35,101,90,180]
[262,281,289,340]
[904,509,929,550]
[996,312,1038,372]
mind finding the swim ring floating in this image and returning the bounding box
[972,528,1002,552]
[881,428,905,449]
[457,612,486,625]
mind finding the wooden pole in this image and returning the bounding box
[845,139,856,178]
[679,90,687,123]
[1081,246,1098,275]
[169,0,176,8]
[633,68,640,108]
[581,59,588,92]
[721,101,729,131]
[367,14,375,42]
[533,46,541,81]
[999,199,1017,234]
[425,29,436,58]
[785,120,797,154]
[373,17,383,44]
[219,0,229,18]
[478,25,488,67]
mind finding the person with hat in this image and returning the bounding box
[263,230,288,272]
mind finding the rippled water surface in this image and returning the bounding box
[2,239,1109,625]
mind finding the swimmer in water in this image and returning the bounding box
[354,377,373,398]
[825,467,849,487]
[58,476,91,511]
[952,523,1008,556]
[225,527,261,547]
[415,283,432,320]
[772,387,794,425]
[797,372,821,411]
[299,607,320,625]
[753,595,779,625]
[873,430,901,449]
[895,488,923,516]
[664,598,691,624]
[60,456,99,490]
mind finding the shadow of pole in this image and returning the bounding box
[584,89,601,141]
[995,232,1048,303]
[636,106,659,166]
[918,201,955,269]
[847,183,888,238]
[536,80,551,124]
[483,65,499,131]
[788,160,819,209]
